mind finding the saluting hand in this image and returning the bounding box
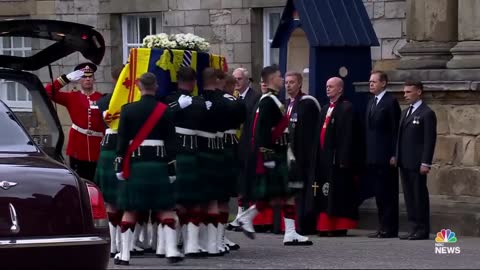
[66,70,84,82]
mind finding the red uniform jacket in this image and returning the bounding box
[45,77,105,162]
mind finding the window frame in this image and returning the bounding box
[263,7,284,67]
[121,13,163,63]
[0,36,33,112]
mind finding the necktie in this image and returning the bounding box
[406,105,414,118]
[370,97,378,116]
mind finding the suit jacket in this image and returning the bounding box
[397,101,437,170]
[365,91,401,165]
[238,87,261,161]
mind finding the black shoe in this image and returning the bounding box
[329,230,347,237]
[318,231,329,237]
[226,224,240,231]
[143,248,154,254]
[284,239,314,246]
[408,233,429,240]
[167,256,184,264]
[378,232,398,238]
[207,252,224,257]
[130,250,144,256]
[185,252,207,258]
[367,231,381,238]
[113,259,129,266]
[227,243,240,250]
[399,233,414,240]
[156,254,165,258]
[110,253,116,258]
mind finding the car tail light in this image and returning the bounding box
[86,183,108,228]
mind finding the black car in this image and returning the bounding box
[0,19,110,269]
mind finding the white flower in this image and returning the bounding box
[141,32,210,51]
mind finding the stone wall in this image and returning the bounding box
[362,0,407,71]
[101,0,258,74]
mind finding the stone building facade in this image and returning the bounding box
[0,0,406,148]
[1,0,478,235]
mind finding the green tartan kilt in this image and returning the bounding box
[223,147,239,199]
[175,153,204,206]
[93,149,118,204]
[197,151,229,202]
[116,161,174,212]
[254,152,290,200]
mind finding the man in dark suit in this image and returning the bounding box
[365,71,401,238]
[397,81,437,240]
[228,67,262,230]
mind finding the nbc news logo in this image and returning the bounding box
[434,229,461,254]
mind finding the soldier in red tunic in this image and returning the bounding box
[44,63,105,180]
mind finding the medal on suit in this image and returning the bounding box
[413,116,420,125]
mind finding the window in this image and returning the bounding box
[263,8,283,67]
[0,37,33,112]
[121,14,163,63]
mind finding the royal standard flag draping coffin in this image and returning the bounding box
[105,47,228,130]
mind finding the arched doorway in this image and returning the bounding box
[287,28,310,95]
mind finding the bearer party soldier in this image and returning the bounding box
[164,66,210,257]
[114,72,183,265]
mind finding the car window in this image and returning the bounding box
[0,100,38,152]
[0,80,60,155]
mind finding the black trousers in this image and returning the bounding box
[368,164,399,234]
[399,167,430,236]
[69,157,97,181]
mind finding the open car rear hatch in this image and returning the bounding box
[0,19,105,70]
[0,19,105,160]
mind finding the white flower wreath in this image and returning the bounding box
[142,33,210,52]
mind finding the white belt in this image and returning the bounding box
[196,130,216,139]
[105,129,117,135]
[224,129,237,135]
[216,132,224,138]
[129,139,165,146]
[175,127,196,136]
[71,124,103,137]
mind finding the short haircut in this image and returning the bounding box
[202,67,217,83]
[261,65,280,83]
[404,80,424,91]
[139,72,157,90]
[371,70,388,83]
[214,69,226,80]
[111,65,124,80]
[233,67,250,78]
[225,74,236,88]
[177,66,196,83]
[285,71,303,84]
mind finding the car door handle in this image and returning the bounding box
[8,203,20,234]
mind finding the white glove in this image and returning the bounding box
[264,161,276,169]
[169,176,176,183]
[66,70,85,82]
[205,101,212,110]
[116,172,126,181]
[287,146,295,163]
[178,95,193,109]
